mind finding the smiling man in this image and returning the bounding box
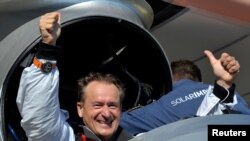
[76,73,128,141]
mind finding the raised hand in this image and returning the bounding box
[39,12,61,45]
[204,50,240,88]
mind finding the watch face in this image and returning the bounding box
[41,62,53,73]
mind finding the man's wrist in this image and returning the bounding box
[42,39,56,46]
[36,42,61,60]
[216,79,232,89]
[213,81,235,103]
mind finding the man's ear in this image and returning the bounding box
[77,102,84,118]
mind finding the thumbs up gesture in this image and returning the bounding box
[204,50,240,88]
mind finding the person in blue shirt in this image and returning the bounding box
[120,51,249,135]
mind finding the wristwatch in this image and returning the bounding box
[33,57,56,73]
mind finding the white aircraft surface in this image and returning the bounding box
[0,0,249,141]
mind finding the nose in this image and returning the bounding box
[102,106,111,117]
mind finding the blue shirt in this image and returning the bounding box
[120,79,250,135]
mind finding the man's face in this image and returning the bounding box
[77,81,121,140]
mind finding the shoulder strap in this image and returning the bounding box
[75,133,86,141]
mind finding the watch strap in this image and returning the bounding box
[33,57,56,73]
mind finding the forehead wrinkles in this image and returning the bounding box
[84,81,120,102]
